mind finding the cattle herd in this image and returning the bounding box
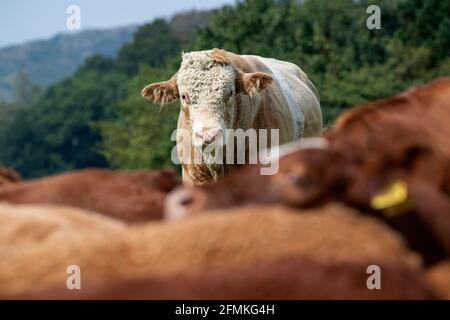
[0,75,449,299]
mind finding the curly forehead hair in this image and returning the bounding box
[180,48,234,70]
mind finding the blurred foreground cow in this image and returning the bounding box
[22,256,434,300]
[142,48,322,185]
[1,202,440,299]
[0,168,180,223]
[166,78,450,264]
[426,261,450,299]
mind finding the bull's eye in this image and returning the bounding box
[181,94,191,104]
[227,91,234,103]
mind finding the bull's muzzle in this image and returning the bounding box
[193,127,223,146]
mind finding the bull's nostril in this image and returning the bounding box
[180,195,194,206]
[203,130,222,145]
[203,137,214,145]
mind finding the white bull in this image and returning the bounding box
[142,48,322,185]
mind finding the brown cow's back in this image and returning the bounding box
[426,260,450,299]
[18,257,435,300]
[0,168,180,223]
[0,203,423,297]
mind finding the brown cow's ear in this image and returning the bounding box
[141,76,179,105]
[238,72,273,96]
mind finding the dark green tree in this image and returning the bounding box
[0,66,127,178]
[115,19,181,76]
[98,66,179,170]
[397,0,450,63]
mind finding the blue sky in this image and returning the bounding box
[0,0,235,48]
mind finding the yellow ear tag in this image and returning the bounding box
[370,180,409,211]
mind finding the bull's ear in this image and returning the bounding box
[141,76,179,105]
[238,72,273,96]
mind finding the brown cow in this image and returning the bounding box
[426,260,450,299]
[0,166,21,186]
[0,202,421,297]
[0,167,180,223]
[165,78,450,264]
[14,257,435,300]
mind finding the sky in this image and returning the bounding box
[0,0,235,48]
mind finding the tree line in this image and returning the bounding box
[0,0,448,178]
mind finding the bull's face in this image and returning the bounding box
[141,49,273,149]
[176,54,236,147]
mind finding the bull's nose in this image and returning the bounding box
[203,128,222,145]
[194,128,223,145]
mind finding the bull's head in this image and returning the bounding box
[141,49,273,148]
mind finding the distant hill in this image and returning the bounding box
[0,25,138,101]
[0,9,214,102]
